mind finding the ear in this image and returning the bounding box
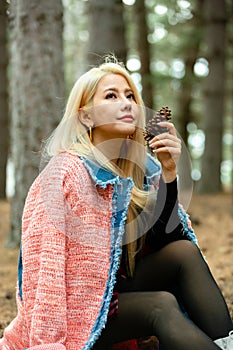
[78,109,94,128]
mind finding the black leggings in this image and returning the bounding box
[92,240,233,350]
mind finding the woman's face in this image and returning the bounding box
[89,73,140,145]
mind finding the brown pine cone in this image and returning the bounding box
[143,106,172,143]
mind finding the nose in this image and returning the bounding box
[120,95,132,111]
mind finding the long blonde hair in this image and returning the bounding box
[45,56,151,275]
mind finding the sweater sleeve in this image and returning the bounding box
[22,159,70,347]
[145,177,189,250]
[21,153,113,350]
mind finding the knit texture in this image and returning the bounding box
[0,153,114,350]
[26,344,66,350]
[0,152,195,350]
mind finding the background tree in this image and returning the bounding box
[5,0,233,248]
[175,0,204,145]
[199,0,227,192]
[0,0,9,199]
[8,0,65,246]
[63,0,88,92]
[86,0,127,67]
[1,0,232,347]
[133,0,154,109]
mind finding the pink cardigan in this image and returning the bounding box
[1,152,195,350]
[0,153,116,350]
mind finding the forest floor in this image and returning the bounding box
[0,193,233,348]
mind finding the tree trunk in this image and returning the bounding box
[8,0,65,246]
[0,1,9,199]
[134,0,154,110]
[176,0,204,145]
[86,0,127,66]
[199,0,227,193]
[177,58,196,146]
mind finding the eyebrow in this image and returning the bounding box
[103,87,133,93]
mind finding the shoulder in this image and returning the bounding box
[27,153,86,197]
[39,152,88,183]
[47,152,84,173]
[24,153,90,214]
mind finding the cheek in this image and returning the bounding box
[133,105,143,127]
[92,104,117,126]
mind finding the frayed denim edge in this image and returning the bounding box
[82,177,133,350]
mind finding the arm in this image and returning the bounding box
[22,153,112,349]
[145,121,190,249]
[22,166,68,347]
[145,176,189,250]
[148,121,181,183]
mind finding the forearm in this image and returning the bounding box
[146,176,188,250]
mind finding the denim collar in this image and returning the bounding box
[80,157,122,188]
[80,153,161,189]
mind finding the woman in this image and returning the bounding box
[0,56,232,350]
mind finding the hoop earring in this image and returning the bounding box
[89,126,92,142]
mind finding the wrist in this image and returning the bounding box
[162,169,177,183]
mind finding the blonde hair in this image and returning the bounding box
[45,55,151,275]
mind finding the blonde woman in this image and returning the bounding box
[0,56,232,350]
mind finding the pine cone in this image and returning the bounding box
[143,106,172,143]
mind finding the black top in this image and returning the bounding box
[145,176,188,252]
[119,176,189,277]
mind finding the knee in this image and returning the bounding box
[147,291,180,329]
[169,240,201,263]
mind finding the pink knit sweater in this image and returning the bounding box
[1,152,196,350]
[0,153,115,350]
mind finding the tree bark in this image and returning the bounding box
[86,0,127,66]
[176,0,204,145]
[134,0,154,110]
[8,0,65,246]
[199,0,227,193]
[0,1,9,199]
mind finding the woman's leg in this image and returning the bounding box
[130,240,233,340]
[93,241,232,349]
[93,291,220,350]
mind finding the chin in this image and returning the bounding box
[120,125,136,136]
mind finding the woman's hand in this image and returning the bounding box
[148,122,181,183]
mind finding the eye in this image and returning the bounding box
[105,92,117,99]
[127,93,135,101]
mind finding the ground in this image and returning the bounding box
[0,193,233,347]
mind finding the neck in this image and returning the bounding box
[93,137,126,165]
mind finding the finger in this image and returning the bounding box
[150,145,181,155]
[149,137,181,149]
[154,146,181,156]
[157,121,177,136]
[152,141,180,151]
[149,132,180,144]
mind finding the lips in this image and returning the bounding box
[118,115,134,122]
